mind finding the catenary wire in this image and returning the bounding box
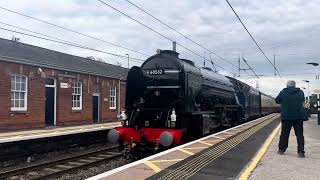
[225,0,284,82]
[98,0,237,76]
[124,0,240,69]
[0,27,144,64]
[242,57,259,78]
[0,5,150,57]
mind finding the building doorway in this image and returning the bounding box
[92,94,100,123]
[45,78,56,126]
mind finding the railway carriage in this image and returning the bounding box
[261,93,278,115]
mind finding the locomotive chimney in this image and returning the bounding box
[172,41,176,52]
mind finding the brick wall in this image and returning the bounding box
[0,61,126,131]
[0,62,45,131]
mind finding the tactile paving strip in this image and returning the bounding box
[153,116,277,180]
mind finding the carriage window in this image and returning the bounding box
[11,74,27,111]
[109,86,117,109]
[72,81,82,110]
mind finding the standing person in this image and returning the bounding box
[276,80,307,158]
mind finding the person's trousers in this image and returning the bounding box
[279,120,304,154]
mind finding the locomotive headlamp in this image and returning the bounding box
[169,109,177,127]
[117,109,127,121]
[170,109,176,121]
[155,91,160,96]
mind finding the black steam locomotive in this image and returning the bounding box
[108,50,278,157]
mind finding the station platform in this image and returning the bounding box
[0,122,121,144]
[247,115,320,180]
[87,113,280,180]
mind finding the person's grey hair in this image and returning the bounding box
[287,80,296,87]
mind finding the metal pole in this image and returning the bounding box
[125,54,129,69]
[118,79,121,114]
[274,51,276,76]
[172,41,176,52]
[204,50,206,67]
[238,55,240,77]
[307,82,310,117]
[127,55,129,69]
[316,93,320,124]
[307,82,310,102]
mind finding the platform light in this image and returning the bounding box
[306,63,319,79]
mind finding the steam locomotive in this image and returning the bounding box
[108,50,278,158]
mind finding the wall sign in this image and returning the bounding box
[60,82,69,88]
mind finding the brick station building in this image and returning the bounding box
[0,38,128,131]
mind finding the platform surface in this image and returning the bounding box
[87,113,280,180]
[249,115,320,180]
[0,122,121,143]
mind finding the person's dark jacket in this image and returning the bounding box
[276,87,307,121]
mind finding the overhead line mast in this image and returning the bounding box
[225,0,284,82]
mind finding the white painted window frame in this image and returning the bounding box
[109,86,117,109]
[72,81,82,110]
[11,74,28,111]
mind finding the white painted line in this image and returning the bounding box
[86,113,279,180]
[0,123,121,144]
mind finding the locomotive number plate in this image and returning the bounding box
[147,69,164,75]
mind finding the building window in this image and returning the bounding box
[11,74,27,111]
[109,86,117,109]
[72,81,82,110]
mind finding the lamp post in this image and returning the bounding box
[302,80,310,102]
[125,54,130,69]
[303,80,311,118]
[306,62,319,79]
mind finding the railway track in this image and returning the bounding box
[0,146,122,180]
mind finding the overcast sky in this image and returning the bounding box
[0,0,319,97]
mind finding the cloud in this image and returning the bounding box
[0,0,319,95]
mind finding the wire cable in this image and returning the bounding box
[98,0,237,76]
[124,0,239,69]
[0,5,150,57]
[0,27,144,63]
[242,57,259,78]
[225,0,284,81]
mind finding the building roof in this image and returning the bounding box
[0,38,128,79]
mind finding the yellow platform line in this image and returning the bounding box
[238,124,281,180]
[178,148,195,155]
[202,139,221,143]
[223,131,236,135]
[199,141,213,146]
[183,146,208,150]
[150,159,183,163]
[144,161,161,173]
[213,135,226,140]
